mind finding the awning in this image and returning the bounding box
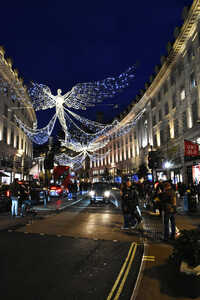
[0,171,9,177]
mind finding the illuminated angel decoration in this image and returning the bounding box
[15,66,135,144]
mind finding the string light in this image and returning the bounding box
[16,66,135,145]
[55,149,110,170]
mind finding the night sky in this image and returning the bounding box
[1,0,193,134]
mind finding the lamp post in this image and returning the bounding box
[163,160,173,180]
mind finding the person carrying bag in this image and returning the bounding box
[162,182,177,241]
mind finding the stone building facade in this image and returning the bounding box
[0,46,36,183]
[89,1,200,185]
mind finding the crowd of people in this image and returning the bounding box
[2,176,199,242]
[119,178,198,242]
[9,178,31,217]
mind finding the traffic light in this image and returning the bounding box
[148,151,158,169]
[44,151,54,169]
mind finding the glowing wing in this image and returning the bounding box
[28,83,56,111]
[63,66,135,110]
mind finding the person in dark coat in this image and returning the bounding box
[10,178,21,217]
[161,182,177,241]
[120,179,142,229]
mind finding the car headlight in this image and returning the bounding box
[104,191,110,198]
[89,191,95,197]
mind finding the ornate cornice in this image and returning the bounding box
[122,0,200,124]
[146,0,200,96]
[0,46,36,122]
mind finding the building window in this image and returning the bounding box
[11,111,14,122]
[172,94,176,108]
[4,104,8,118]
[192,101,198,125]
[10,129,14,147]
[166,124,170,141]
[16,136,19,149]
[163,82,168,94]
[153,134,157,147]
[190,72,197,88]
[152,115,156,126]
[174,119,179,138]
[126,149,128,159]
[157,92,161,103]
[158,110,162,121]
[164,102,169,115]
[129,134,132,142]
[170,73,175,86]
[180,88,186,100]
[130,148,133,157]
[177,62,183,76]
[160,129,164,145]
[187,47,195,62]
[151,98,156,108]
[182,111,187,131]
[122,150,124,161]
[3,126,7,144]
[21,138,24,150]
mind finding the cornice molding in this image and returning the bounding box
[0,49,36,122]
[121,0,200,125]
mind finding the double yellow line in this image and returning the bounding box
[106,242,137,300]
[143,256,155,262]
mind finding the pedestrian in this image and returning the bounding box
[9,178,21,217]
[197,182,200,204]
[161,182,177,241]
[120,178,142,229]
[19,181,29,216]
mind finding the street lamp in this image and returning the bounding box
[163,161,173,169]
[163,160,173,181]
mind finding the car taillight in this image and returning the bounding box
[51,186,57,190]
[57,188,62,193]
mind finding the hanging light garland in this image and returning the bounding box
[55,148,110,170]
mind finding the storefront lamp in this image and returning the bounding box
[163,161,173,169]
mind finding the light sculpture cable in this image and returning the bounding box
[60,135,110,153]
[15,113,57,144]
[55,148,110,170]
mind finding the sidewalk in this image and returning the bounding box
[135,208,200,300]
[0,193,84,231]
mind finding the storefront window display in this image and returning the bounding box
[192,164,200,184]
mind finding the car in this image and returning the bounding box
[48,184,67,198]
[89,182,112,204]
[29,183,47,204]
[0,185,11,212]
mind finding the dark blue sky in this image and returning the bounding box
[1,0,193,132]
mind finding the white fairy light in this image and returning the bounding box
[16,66,134,145]
[55,148,110,170]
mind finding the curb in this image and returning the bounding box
[33,198,82,212]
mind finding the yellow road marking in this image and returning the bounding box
[143,256,155,262]
[114,243,137,300]
[106,242,137,300]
